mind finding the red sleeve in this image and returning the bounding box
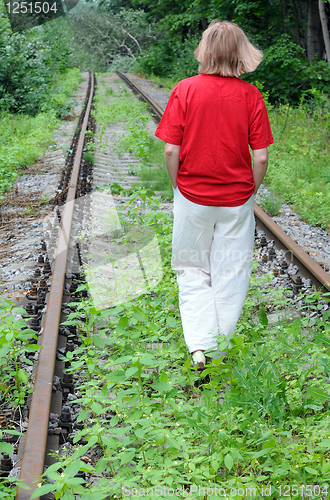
[155,85,185,145]
[248,95,274,150]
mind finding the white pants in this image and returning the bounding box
[172,188,255,353]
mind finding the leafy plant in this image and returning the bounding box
[244,34,330,106]
[259,192,283,216]
[28,190,330,499]
[83,152,95,165]
[0,68,82,195]
[0,300,40,406]
[0,12,73,115]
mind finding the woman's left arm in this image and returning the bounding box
[164,143,180,189]
[252,147,268,194]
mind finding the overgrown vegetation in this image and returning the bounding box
[0,68,82,196]
[94,79,173,199]
[2,191,330,497]
[0,12,71,115]
[0,4,82,196]
[0,302,40,407]
[34,0,326,107]
[65,7,155,72]
[95,75,330,229]
[61,0,330,108]
[266,96,330,228]
[22,194,330,500]
[2,69,330,497]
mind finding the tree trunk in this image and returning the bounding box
[307,0,324,61]
[319,0,330,67]
[201,17,208,30]
[291,0,301,45]
[283,0,288,33]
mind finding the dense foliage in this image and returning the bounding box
[65,6,155,72]
[1,0,329,108]
[0,68,82,195]
[130,0,330,105]
[0,12,71,115]
[42,0,329,107]
[0,7,80,195]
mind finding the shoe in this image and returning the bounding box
[192,351,206,371]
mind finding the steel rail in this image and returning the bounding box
[254,204,330,291]
[117,71,330,292]
[116,70,163,122]
[16,71,95,500]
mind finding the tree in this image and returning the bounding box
[66,7,155,71]
[307,0,324,61]
[318,0,330,67]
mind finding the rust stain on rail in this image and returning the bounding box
[116,70,164,122]
[254,203,330,291]
[16,72,95,500]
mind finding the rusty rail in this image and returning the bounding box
[16,71,95,500]
[116,70,163,123]
[14,68,330,498]
[254,204,330,291]
[117,71,330,293]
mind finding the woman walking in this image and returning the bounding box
[155,21,274,369]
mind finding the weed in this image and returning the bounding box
[39,194,50,205]
[94,84,172,200]
[29,193,330,500]
[83,152,95,165]
[259,192,283,216]
[0,69,82,196]
[0,300,40,407]
[25,206,34,216]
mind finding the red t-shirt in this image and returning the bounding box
[155,74,274,206]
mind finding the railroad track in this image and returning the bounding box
[8,70,330,499]
[117,70,330,293]
[16,71,95,500]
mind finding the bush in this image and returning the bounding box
[243,34,330,106]
[66,7,155,72]
[137,35,199,81]
[0,15,71,115]
[136,39,175,78]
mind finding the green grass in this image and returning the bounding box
[94,79,173,200]
[259,191,284,216]
[134,75,330,229]
[0,68,82,197]
[19,197,330,500]
[266,102,330,229]
[0,112,58,195]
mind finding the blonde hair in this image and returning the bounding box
[194,20,263,77]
